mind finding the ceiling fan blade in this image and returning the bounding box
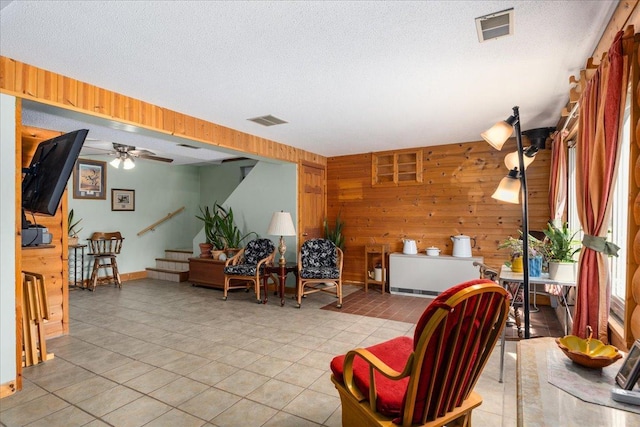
[136,154,174,163]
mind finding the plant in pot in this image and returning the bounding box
[216,204,258,258]
[543,222,581,281]
[323,212,345,251]
[196,205,225,258]
[67,209,82,246]
[498,232,548,276]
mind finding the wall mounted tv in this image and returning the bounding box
[22,129,89,219]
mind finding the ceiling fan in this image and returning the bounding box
[86,141,174,169]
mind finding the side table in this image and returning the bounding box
[69,244,87,288]
[364,244,389,293]
[263,263,298,306]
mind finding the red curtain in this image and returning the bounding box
[548,131,567,226]
[573,30,632,341]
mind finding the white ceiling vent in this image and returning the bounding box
[475,8,514,43]
[248,114,288,127]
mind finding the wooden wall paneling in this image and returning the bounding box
[327,140,551,284]
[20,127,67,342]
[0,56,326,167]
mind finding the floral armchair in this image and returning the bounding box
[296,238,343,308]
[223,238,276,303]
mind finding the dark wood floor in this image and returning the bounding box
[322,287,564,338]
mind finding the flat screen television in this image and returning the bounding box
[22,129,89,221]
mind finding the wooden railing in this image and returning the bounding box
[137,207,185,236]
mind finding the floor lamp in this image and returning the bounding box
[482,106,533,339]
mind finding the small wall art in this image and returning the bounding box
[73,159,106,199]
[111,189,135,211]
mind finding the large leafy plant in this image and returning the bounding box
[196,205,225,250]
[215,204,257,249]
[543,222,581,262]
[67,209,83,237]
[324,212,345,250]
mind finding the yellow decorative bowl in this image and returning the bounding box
[556,335,622,369]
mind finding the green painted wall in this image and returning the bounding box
[68,157,201,274]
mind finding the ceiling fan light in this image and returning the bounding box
[123,156,135,169]
[110,157,122,168]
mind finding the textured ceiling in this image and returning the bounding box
[0,1,617,162]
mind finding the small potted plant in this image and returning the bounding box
[67,208,82,246]
[196,205,225,258]
[544,222,581,281]
[498,232,547,276]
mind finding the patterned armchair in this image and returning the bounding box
[296,238,343,308]
[223,238,276,303]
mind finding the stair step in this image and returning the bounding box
[164,249,194,261]
[146,267,189,282]
[155,258,189,271]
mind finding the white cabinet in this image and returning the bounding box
[389,253,483,297]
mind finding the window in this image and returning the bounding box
[566,94,630,321]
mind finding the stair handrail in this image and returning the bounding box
[137,207,185,236]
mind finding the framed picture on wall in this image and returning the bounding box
[73,159,106,199]
[111,189,135,211]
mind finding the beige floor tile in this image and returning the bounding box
[143,408,206,427]
[262,411,323,427]
[102,396,171,427]
[101,360,156,384]
[244,355,292,377]
[124,368,181,394]
[54,375,118,403]
[246,378,304,410]
[149,376,209,406]
[0,394,69,426]
[214,370,270,396]
[0,379,48,411]
[30,365,97,392]
[275,362,325,388]
[268,343,311,363]
[137,347,188,367]
[23,405,96,427]
[76,385,143,417]
[178,388,240,421]
[186,360,238,386]
[211,398,278,427]
[216,348,263,369]
[159,353,210,375]
[282,388,341,425]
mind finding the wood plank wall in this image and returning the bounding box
[0,56,326,167]
[21,127,68,339]
[327,139,551,284]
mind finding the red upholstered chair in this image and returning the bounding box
[330,279,509,427]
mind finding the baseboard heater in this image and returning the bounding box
[389,253,484,298]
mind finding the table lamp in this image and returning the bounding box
[267,211,296,265]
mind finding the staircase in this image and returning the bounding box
[146,249,192,282]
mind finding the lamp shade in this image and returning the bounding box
[481,120,513,150]
[123,156,135,170]
[267,211,296,236]
[110,157,122,168]
[491,169,521,204]
[504,150,534,170]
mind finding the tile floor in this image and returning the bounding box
[0,278,547,427]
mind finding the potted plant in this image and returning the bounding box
[544,222,581,281]
[498,232,547,275]
[216,204,257,258]
[323,212,345,251]
[67,208,82,246]
[196,205,225,258]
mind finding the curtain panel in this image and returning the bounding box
[573,29,634,341]
[549,131,567,226]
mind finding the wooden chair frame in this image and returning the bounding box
[223,246,277,303]
[331,282,509,427]
[87,232,124,291]
[296,244,344,308]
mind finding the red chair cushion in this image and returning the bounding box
[330,336,413,418]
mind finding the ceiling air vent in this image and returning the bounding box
[177,143,200,149]
[248,114,288,127]
[475,8,514,43]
